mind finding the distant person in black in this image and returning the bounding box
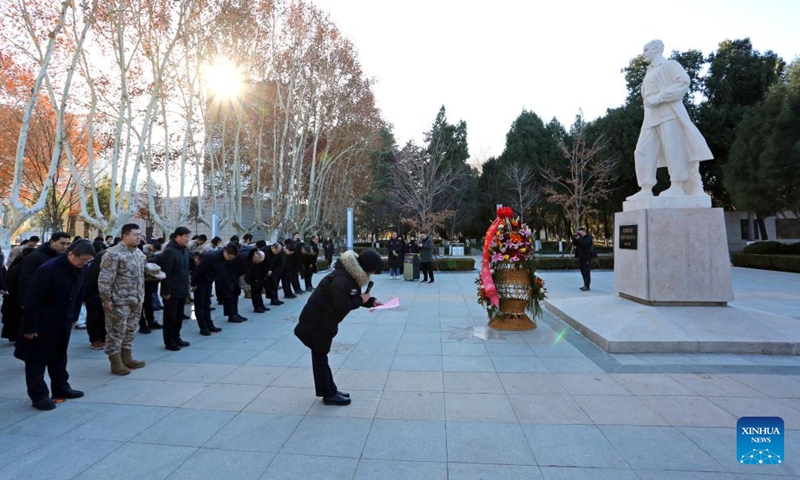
[573,227,593,291]
[322,236,335,264]
[303,235,320,291]
[264,243,285,306]
[294,249,383,406]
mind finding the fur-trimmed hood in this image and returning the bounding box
[337,250,370,287]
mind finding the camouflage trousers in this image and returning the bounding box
[104,303,142,355]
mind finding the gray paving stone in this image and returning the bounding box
[392,355,443,371]
[354,459,447,479]
[485,343,535,356]
[271,367,314,387]
[499,373,567,395]
[1,401,110,437]
[634,470,738,479]
[157,347,216,363]
[600,425,727,472]
[133,408,235,447]
[491,355,549,373]
[341,353,396,370]
[639,395,738,427]
[441,343,488,356]
[384,371,443,392]
[182,383,264,411]
[166,448,272,480]
[262,453,358,479]
[170,364,239,383]
[362,419,446,462]
[707,395,800,427]
[0,433,49,469]
[62,404,173,441]
[244,350,305,367]
[522,424,630,468]
[375,391,445,421]
[445,393,517,423]
[123,361,191,380]
[553,374,632,395]
[446,421,537,465]
[0,437,122,480]
[610,373,698,396]
[195,348,260,365]
[204,412,302,452]
[281,415,372,458]
[443,372,503,393]
[727,374,800,398]
[668,374,765,397]
[540,356,605,373]
[509,394,592,424]
[75,442,196,480]
[124,379,210,408]
[530,342,585,357]
[396,341,442,355]
[442,356,496,372]
[447,463,544,480]
[244,386,316,415]
[540,466,640,480]
[573,394,669,426]
[217,365,287,386]
[0,398,40,430]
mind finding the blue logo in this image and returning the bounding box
[737,417,784,465]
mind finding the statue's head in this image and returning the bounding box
[642,39,664,63]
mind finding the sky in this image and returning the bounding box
[310,0,800,162]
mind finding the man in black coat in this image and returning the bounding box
[386,232,404,280]
[191,243,239,334]
[157,227,191,350]
[281,239,302,298]
[14,240,96,410]
[573,227,594,291]
[303,235,320,291]
[245,248,269,313]
[264,243,285,306]
[17,232,71,298]
[294,249,383,406]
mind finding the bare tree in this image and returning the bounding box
[391,142,466,232]
[539,127,617,231]
[502,161,541,224]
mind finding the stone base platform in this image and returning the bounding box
[545,294,800,355]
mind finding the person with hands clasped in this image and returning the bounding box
[294,249,383,406]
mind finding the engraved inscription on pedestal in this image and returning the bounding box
[619,225,638,250]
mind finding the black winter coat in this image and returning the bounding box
[387,239,404,268]
[265,249,285,283]
[244,249,268,286]
[157,240,190,299]
[17,244,60,298]
[573,234,594,261]
[294,252,369,355]
[14,255,87,364]
[191,250,222,287]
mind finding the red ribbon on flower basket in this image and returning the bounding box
[480,208,511,308]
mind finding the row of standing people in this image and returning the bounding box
[2,226,334,410]
[385,231,436,283]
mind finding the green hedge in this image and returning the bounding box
[434,257,475,271]
[730,253,800,273]
[742,241,797,255]
[316,258,330,271]
[534,256,615,270]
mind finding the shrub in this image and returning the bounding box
[316,258,330,271]
[730,254,800,273]
[435,257,475,271]
[742,241,791,255]
[787,242,800,255]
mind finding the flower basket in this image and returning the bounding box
[476,207,547,331]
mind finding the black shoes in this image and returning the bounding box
[176,339,191,347]
[32,397,56,410]
[149,322,163,330]
[139,325,151,334]
[284,294,297,299]
[580,286,590,291]
[209,325,222,333]
[237,315,248,322]
[337,390,350,398]
[428,280,434,284]
[254,307,270,313]
[322,392,351,406]
[182,314,191,320]
[165,343,181,351]
[52,388,84,399]
[228,316,244,323]
[200,330,212,336]
[270,300,284,306]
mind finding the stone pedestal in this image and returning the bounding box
[614,207,733,305]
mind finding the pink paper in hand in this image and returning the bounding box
[369,296,400,312]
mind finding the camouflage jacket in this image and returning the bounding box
[98,243,146,305]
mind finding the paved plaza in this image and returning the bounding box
[1,263,799,479]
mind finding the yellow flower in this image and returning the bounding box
[520,248,526,253]
[503,254,509,260]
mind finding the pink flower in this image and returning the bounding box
[491,253,505,262]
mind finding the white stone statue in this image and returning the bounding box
[626,39,714,203]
